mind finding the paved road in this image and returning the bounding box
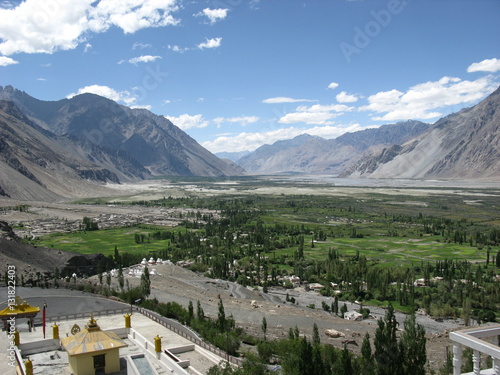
[0,287,128,320]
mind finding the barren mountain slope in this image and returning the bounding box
[0,86,244,177]
[0,101,126,200]
[237,121,430,175]
[345,86,500,180]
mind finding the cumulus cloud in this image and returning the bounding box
[197,37,222,49]
[0,0,179,55]
[336,91,358,103]
[327,82,339,89]
[0,55,17,66]
[202,123,370,153]
[262,97,316,104]
[360,76,498,121]
[165,114,209,130]
[196,8,229,24]
[121,55,162,64]
[213,116,259,127]
[67,84,137,106]
[467,58,500,73]
[278,111,339,125]
[277,102,354,125]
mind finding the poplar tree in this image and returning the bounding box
[261,317,267,341]
[361,333,374,374]
[140,266,151,297]
[400,313,426,375]
[217,298,226,332]
[374,304,400,375]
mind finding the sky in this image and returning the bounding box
[0,0,499,154]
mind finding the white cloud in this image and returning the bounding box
[36,77,47,81]
[360,76,498,121]
[202,123,370,153]
[278,111,339,125]
[262,97,316,104]
[295,103,353,112]
[0,55,18,66]
[276,102,353,125]
[336,91,358,103]
[197,37,222,50]
[249,0,261,10]
[67,84,137,106]
[165,114,209,130]
[131,104,152,110]
[168,44,189,53]
[327,82,339,89]
[87,0,179,34]
[132,42,152,50]
[0,0,179,56]
[197,8,229,24]
[126,55,162,64]
[213,116,259,127]
[467,58,500,73]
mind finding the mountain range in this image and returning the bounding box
[341,86,500,180]
[236,121,431,175]
[0,85,243,200]
[236,86,499,180]
[0,85,242,176]
[0,84,498,201]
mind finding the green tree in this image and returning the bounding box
[197,300,205,321]
[261,317,267,341]
[118,266,124,291]
[114,245,120,264]
[241,353,270,375]
[188,301,194,322]
[97,260,103,285]
[374,304,400,375]
[312,323,320,346]
[217,298,226,332]
[82,216,98,231]
[400,313,427,375]
[140,266,151,297]
[361,333,374,374]
[340,345,353,375]
[340,303,348,318]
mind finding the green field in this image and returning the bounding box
[37,226,489,264]
[37,225,177,256]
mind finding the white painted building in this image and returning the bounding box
[449,325,500,375]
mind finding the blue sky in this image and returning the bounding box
[1,0,499,153]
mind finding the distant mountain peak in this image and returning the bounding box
[236,121,430,175]
[342,85,500,180]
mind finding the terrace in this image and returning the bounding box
[449,325,500,375]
